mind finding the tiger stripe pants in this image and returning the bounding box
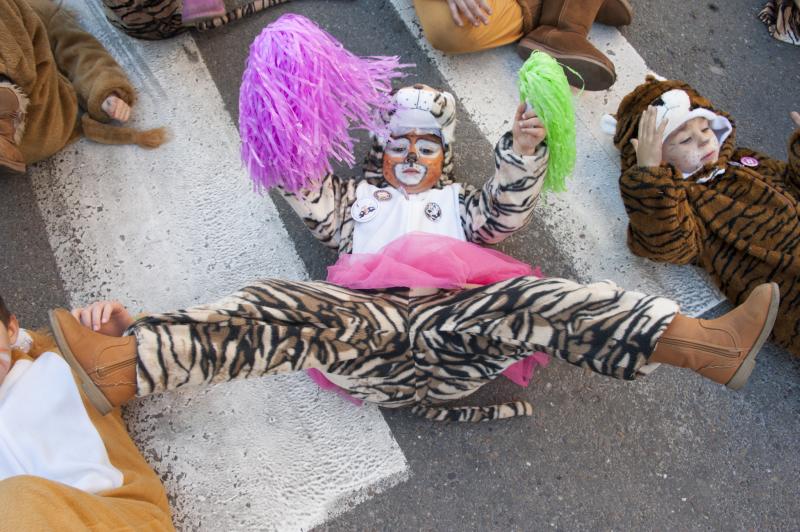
[128,277,679,407]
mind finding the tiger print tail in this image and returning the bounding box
[411,401,534,422]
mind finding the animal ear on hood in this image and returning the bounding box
[611,76,732,172]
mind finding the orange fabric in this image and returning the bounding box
[0,0,135,164]
[414,0,524,54]
[0,331,174,530]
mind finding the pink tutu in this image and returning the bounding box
[311,233,550,401]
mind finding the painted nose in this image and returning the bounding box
[406,152,418,163]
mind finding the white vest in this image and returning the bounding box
[351,182,466,253]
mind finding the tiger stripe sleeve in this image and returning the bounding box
[733,130,800,198]
[619,165,703,265]
[460,131,548,245]
[279,173,357,251]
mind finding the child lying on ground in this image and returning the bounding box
[50,86,778,426]
[0,295,173,530]
[612,76,800,357]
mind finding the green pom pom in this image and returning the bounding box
[518,51,578,194]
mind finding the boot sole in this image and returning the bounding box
[516,41,616,91]
[0,160,26,178]
[596,0,633,26]
[725,282,780,390]
[48,309,114,415]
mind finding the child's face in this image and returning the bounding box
[662,117,720,174]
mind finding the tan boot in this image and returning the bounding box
[49,308,137,415]
[596,0,633,26]
[650,283,779,390]
[517,0,616,91]
[0,85,27,177]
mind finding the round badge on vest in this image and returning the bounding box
[424,202,442,222]
[352,197,379,222]
[740,156,759,168]
[373,190,392,202]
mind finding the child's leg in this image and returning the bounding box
[194,0,292,31]
[101,0,185,40]
[413,0,525,54]
[417,276,777,388]
[51,279,408,412]
[132,279,407,395]
[416,277,678,381]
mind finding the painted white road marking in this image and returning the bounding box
[389,0,723,316]
[29,2,407,529]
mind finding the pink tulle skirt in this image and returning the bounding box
[310,233,550,402]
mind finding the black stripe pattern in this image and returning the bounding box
[129,277,678,421]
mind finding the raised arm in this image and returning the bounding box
[734,113,800,197]
[279,173,358,251]
[461,131,548,244]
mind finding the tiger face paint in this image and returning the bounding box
[382,132,443,194]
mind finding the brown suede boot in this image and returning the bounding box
[517,0,616,91]
[520,0,631,29]
[0,85,27,177]
[650,283,779,390]
[49,308,137,415]
[596,0,633,26]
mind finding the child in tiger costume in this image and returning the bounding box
[0,295,174,530]
[50,85,779,423]
[0,0,166,178]
[613,77,800,358]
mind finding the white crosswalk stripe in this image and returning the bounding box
[28,2,407,530]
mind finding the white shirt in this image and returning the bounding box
[351,182,466,253]
[0,336,123,494]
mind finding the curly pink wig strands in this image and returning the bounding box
[239,14,411,193]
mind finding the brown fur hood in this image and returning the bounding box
[612,76,737,176]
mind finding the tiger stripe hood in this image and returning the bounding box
[362,85,458,187]
[613,76,738,176]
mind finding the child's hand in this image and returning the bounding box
[101,94,131,123]
[72,300,134,337]
[512,103,546,157]
[446,0,492,27]
[791,111,800,129]
[631,105,668,168]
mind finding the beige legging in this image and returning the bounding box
[413,0,525,54]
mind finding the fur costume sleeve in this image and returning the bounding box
[460,132,548,244]
[27,0,135,122]
[280,173,357,251]
[619,165,704,265]
[733,130,800,197]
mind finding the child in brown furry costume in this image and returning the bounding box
[0,294,175,529]
[613,76,800,357]
[0,0,166,177]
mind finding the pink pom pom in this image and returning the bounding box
[239,14,411,192]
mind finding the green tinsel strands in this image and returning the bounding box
[518,51,578,194]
